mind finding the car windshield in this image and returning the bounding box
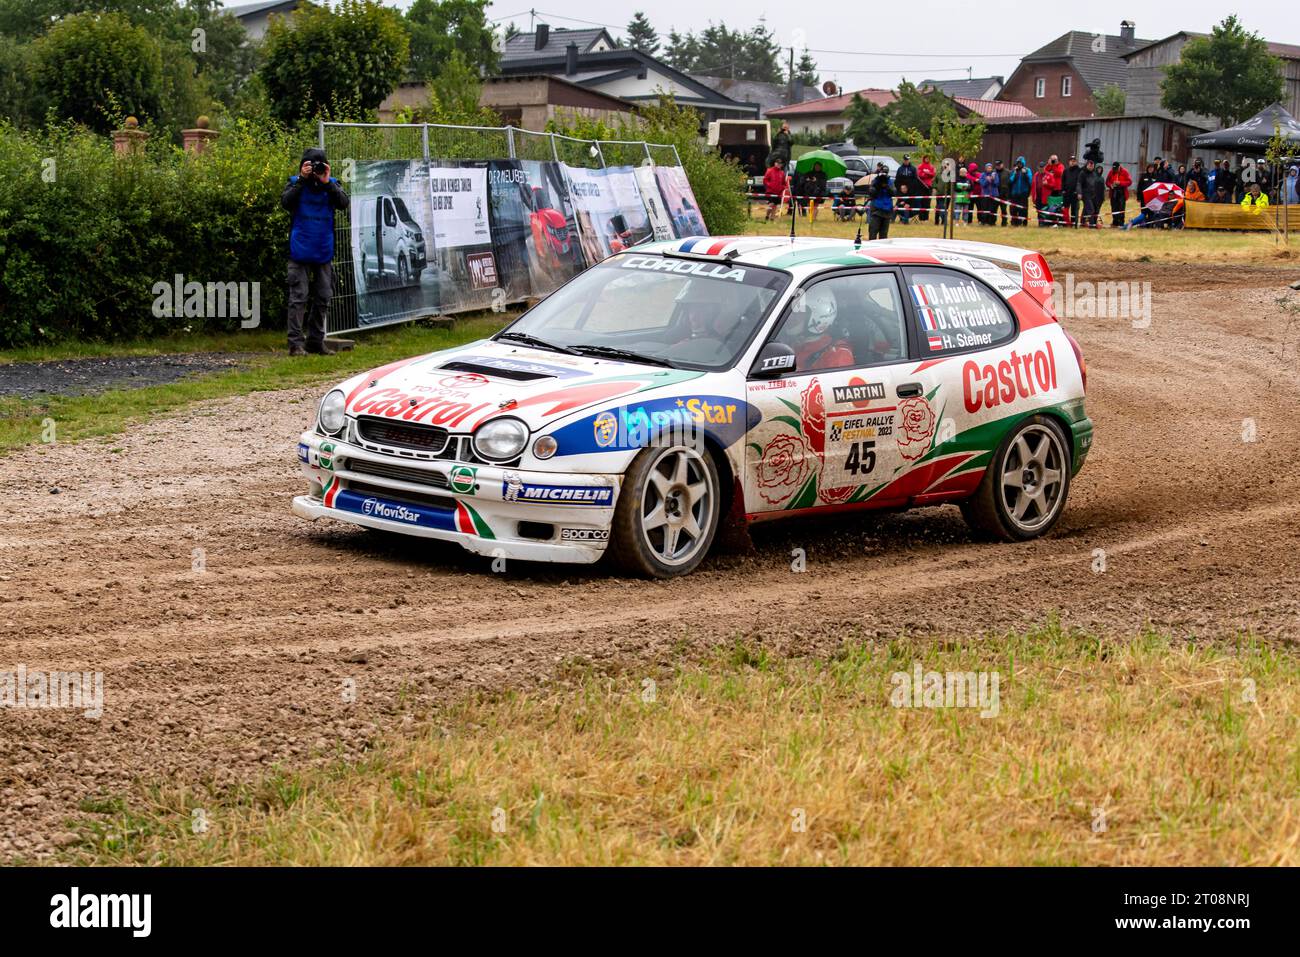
[497,253,789,370]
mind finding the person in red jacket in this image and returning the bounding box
[1105,161,1133,228]
[1038,155,1064,225]
[763,158,788,221]
[1031,161,1048,226]
[916,154,936,221]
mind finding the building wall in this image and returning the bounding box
[976,127,1081,170]
[1001,61,1095,118]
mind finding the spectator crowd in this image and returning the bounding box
[756,137,1294,231]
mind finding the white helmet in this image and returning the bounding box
[803,285,838,335]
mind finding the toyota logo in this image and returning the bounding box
[1023,259,1043,280]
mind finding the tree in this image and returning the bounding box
[844,82,955,148]
[405,0,498,82]
[1094,83,1125,117]
[795,49,818,87]
[30,12,164,132]
[663,21,781,83]
[260,0,409,125]
[845,95,895,146]
[625,12,658,55]
[1162,16,1282,127]
[890,112,984,238]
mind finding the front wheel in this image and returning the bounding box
[961,415,1071,541]
[609,445,721,578]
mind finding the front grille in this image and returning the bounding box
[345,480,457,512]
[341,457,451,490]
[356,416,450,453]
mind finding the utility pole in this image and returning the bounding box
[788,46,794,104]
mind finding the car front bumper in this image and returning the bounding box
[293,431,619,565]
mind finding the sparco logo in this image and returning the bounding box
[361,498,422,523]
[561,527,610,541]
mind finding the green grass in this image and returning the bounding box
[0,316,510,453]
[60,623,1300,866]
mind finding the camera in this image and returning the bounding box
[311,160,328,177]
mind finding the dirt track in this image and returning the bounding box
[3,260,1300,859]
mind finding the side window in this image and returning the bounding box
[905,268,1016,355]
[771,272,908,373]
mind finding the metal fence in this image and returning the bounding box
[319,121,683,336]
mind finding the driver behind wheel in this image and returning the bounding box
[781,285,854,371]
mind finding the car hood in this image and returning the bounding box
[338,338,708,434]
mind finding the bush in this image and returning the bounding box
[0,119,311,347]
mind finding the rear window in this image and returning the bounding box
[905,268,1017,356]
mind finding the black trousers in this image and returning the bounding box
[868,211,890,240]
[1109,188,1126,227]
[287,260,333,347]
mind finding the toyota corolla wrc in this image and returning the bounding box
[292,236,1093,578]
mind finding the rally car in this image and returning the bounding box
[292,236,1092,578]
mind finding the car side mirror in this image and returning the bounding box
[750,342,796,378]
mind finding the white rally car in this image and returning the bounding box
[293,236,1093,577]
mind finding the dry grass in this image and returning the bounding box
[67,623,1300,866]
[742,203,1300,263]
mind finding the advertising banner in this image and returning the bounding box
[635,166,676,241]
[654,165,708,238]
[347,159,437,327]
[429,161,498,314]
[487,159,586,303]
[564,164,654,264]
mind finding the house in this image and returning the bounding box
[497,25,759,126]
[1123,32,1300,127]
[976,113,1213,180]
[765,89,897,136]
[999,22,1151,118]
[921,76,1004,101]
[224,0,301,40]
[379,74,637,129]
[688,76,822,118]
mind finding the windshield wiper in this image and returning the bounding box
[495,331,579,355]
[569,345,676,368]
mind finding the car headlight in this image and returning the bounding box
[318,389,346,435]
[473,417,529,462]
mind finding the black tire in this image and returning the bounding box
[961,414,1072,541]
[608,444,721,578]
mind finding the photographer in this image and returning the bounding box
[281,148,349,356]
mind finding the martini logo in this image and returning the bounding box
[449,465,477,493]
[832,381,885,404]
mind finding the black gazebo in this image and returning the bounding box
[1189,102,1300,153]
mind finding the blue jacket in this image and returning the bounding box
[1008,167,1032,195]
[282,175,349,265]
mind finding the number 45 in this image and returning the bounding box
[845,440,876,475]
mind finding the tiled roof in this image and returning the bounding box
[502,28,611,64]
[920,77,1002,99]
[1020,30,1152,94]
[767,88,895,117]
[954,97,1035,119]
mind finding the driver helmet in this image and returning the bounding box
[803,285,837,335]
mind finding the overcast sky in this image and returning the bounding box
[473,2,1291,92]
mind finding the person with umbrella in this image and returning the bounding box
[792,149,845,222]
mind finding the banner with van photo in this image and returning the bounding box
[428,160,498,313]
[486,159,585,303]
[653,165,707,237]
[563,164,655,264]
[347,159,437,327]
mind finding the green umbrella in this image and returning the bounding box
[794,149,846,179]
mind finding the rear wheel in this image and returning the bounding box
[609,445,720,578]
[961,415,1071,541]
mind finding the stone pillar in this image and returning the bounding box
[112,117,148,156]
[182,116,220,155]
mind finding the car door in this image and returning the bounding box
[893,264,1022,502]
[744,269,921,514]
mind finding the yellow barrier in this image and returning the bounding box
[1184,199,1299,230]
